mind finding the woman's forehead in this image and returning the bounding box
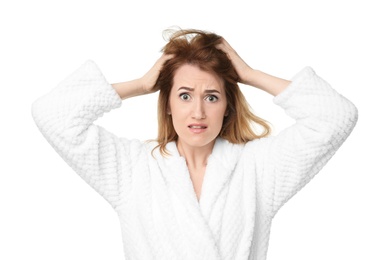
[172,64,224,91]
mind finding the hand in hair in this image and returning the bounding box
[216,38,254,86]
[217,38,290,96]
[140,54,174,94]
[112,54,173,100]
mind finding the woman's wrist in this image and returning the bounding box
[112,78,147,100]
[243,69,291,96]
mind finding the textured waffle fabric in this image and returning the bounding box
[32,61,358,260]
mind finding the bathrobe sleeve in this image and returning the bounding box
[31,60,140,209]
[254,67,358,217]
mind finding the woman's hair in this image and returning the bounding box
[153,28,271,155]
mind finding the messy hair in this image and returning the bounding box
[153,28,271,155]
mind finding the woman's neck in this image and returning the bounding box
[176,139,215,169]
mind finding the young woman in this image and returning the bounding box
[32,29,358,260]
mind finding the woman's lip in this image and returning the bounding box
[188,124,207,133]
[188,124,207,129]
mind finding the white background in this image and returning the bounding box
[1,0,389,259]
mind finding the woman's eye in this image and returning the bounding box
[179,93,191,101]
[206,95,218,102]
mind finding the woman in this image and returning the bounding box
[32,29,358,260]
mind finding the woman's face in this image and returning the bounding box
[169,64,227,150]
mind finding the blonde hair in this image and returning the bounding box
[153,29,271,155]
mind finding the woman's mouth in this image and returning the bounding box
[188,124,207,133]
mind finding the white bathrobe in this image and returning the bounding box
[31,60,358,259]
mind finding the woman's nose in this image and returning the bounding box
[191,100,206,119]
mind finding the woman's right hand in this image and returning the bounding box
[140,53,174,94]
[112,54,173,100]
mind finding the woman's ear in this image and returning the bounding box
[167,105,171,115]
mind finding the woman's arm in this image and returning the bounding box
[32,61,130,209]
[218,39,358,217]
[258,68,358,217]
[31,56,170,209]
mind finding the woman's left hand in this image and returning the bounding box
[216,38,254,85]
[216,38,290,96]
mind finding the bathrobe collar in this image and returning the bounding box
[155,137,244,259]
[164,138,243,211]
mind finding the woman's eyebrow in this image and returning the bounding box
[204,89,221,94]
[177,86,221,94]
[177,86,194,92]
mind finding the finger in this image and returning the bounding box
[216,38,231,49]
[152,54,174,71]
[159,53,174,63]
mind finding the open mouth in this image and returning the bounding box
[188,125,207,129]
